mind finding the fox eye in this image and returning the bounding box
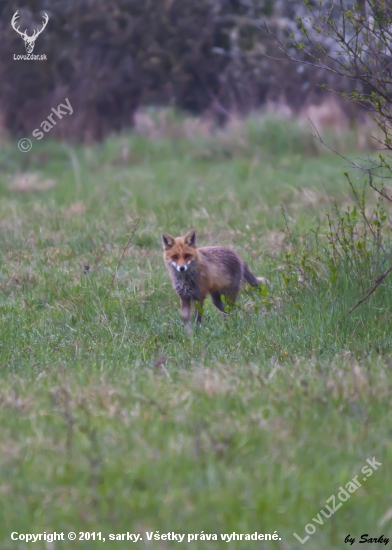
[171,255,178,260]
[184,254,191,260]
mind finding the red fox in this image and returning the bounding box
[161,229,262,324]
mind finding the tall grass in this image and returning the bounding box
[0,114,390,549]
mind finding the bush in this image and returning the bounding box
[0,0,352,142]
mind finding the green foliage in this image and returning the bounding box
[279,175,392,316]
[325,185,389,281]
[270,0,392,322]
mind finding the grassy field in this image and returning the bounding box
[0,114,391,549]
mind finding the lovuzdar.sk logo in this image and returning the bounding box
[12,10,48,60]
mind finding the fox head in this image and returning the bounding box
[161,229,197,273]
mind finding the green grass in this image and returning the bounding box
[0,115,391,549]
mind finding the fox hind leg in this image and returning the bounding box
[210,291,228,318]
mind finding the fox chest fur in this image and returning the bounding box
[170,263,202,301]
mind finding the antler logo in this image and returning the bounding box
[11,11,49,54]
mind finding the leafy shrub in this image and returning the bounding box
[0,0,352,142]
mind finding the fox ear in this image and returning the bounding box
[184,229,197,248]
[161,232,175,250]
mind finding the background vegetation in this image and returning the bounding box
[0,0,361,141]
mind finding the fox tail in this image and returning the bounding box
[243,262,263,287]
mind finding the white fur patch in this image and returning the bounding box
[168,260,193,272]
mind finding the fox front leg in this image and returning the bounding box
[180,298,191,325]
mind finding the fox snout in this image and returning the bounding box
[170,260,191,272]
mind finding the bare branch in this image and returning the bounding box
[108,218,140,292]
[338,263,392,324]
